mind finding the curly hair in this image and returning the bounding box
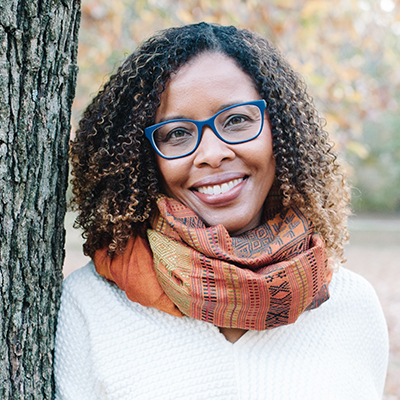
[70,22,350,263]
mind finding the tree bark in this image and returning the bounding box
[0,0,80,398]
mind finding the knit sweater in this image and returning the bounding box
[54,262,388,400]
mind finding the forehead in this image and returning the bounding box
[156,52,260,122]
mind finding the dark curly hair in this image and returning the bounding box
[70,22,350,263]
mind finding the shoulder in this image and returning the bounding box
[322,266,388,332]
[61,261,126,304]
[330,266,376,296]
[328,266,385,314]
[62,260,104,292]
[58,261,174,329]
[60,260,144,318]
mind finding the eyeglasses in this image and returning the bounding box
[144,100,267,159]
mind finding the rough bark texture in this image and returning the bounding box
[0,0,80,398]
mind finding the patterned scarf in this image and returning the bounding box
[95,195,332,330]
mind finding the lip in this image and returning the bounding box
[191,176,247,206]
[191,172,247,189]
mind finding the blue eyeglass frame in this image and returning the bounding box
[144,99,267,160]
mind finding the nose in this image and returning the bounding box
[193,126,235,168]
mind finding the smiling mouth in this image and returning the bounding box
[195,178,245,195]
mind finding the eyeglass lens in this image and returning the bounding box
[153,104,262,158]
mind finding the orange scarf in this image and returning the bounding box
[95,195,332,330]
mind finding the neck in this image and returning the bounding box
[219,327,247,343]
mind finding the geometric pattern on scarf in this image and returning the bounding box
[148,195,331,330]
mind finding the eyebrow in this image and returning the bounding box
[157,100,248,124]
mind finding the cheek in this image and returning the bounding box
[156,157,186,197]
[254,130,275,172]
[156,158,172,193]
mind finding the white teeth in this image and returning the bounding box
[197,178,244,195]
[221,183,229,193]
[214,185,222,195]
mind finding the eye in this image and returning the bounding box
[224,114,253,130]
[165,128,193,141]
[169,129,189,138]
[226,115,249,126]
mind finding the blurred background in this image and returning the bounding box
[64,0,400,398]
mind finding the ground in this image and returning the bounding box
[64,213,400,398]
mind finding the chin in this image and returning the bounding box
[220,220,256,236]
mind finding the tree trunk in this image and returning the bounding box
[0,0,80,398]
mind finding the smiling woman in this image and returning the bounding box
[54,23,388,399]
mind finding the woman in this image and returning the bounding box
[55,23,388,399]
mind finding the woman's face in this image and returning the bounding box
[155,52,276,235]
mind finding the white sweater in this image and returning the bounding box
[54,262,388,400]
